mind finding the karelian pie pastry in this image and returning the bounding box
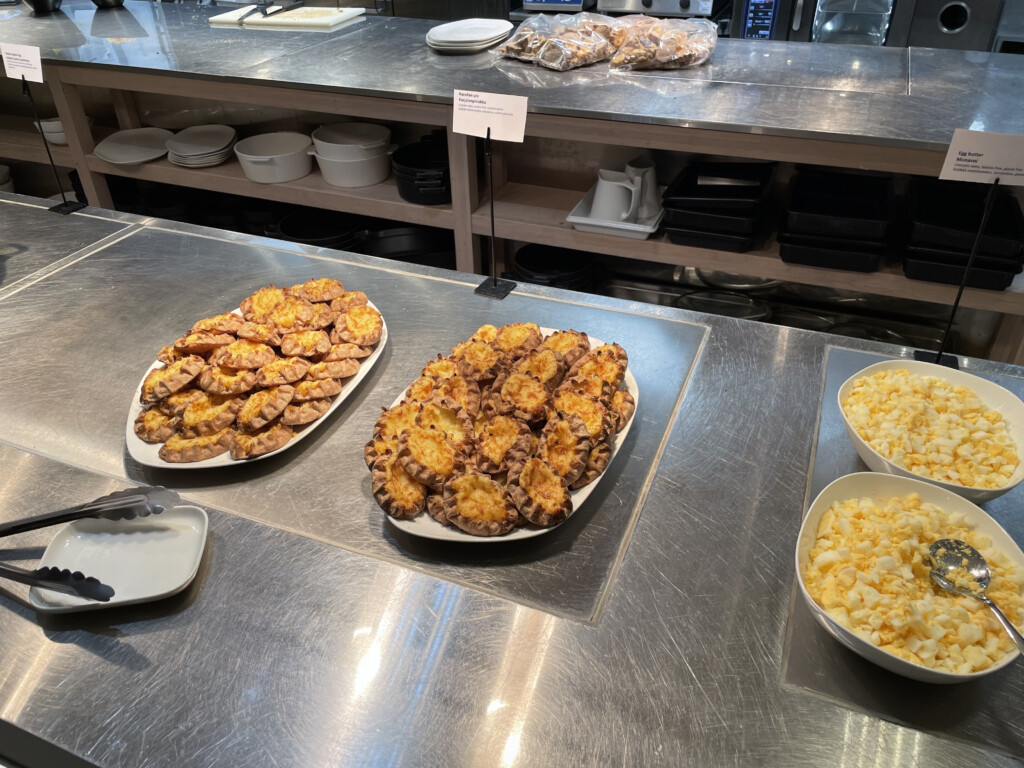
[140,355,205,404]
[476,415,532,475]
[158,428,232,463]
[417,397,474,452]
[240,285,287,322]
[422,355,459,381]
[436,376,481,418]
[551,387,613,444]
[209,340,277,369]
[134,409,180,444]
[397,425,458,490]
[292,378,343,402]
[280,330,331,358]
[610,389,636,433]
[490,371,550,425]
[493,322,542,361]
[507,457,572,527]
[372,452,427,519]
[570,441,612,490]
[557,374,614,406]
[334,304,383,346]
[236,385,294,432]
[470,324,499,343]
[322,343,372,361]
[364,434,398,469]
[426,491,451,526]
[406,376,439,402]
[255,356,311,388]
[191,312,243,335]
[443,471,519,536]
[514,347,566,391]
[537,412,591,485]
[281,398,331,426]
[237,321,283,347]
[198,365,258,396]
[229,422,294,460]
[157,345,185,365]
[292,277,345,303]
[374,401,422,438]
[455,341,504,382]
[541,329,590,368]
[303,302,339,331]
[173,332,235,356]
[268,296,316,333]
[568,348,625,390]
[157,388,205,417]
[591,342,628,367]
[307,359,359,380]
[181,393,245,438]
[330,291,369,313]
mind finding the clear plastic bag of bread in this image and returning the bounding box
[500,12,624,71]
[610,17,718,71]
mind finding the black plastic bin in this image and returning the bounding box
[778,231,887,272]
[907,177,1024,259]
[785,171,894,241]
[662,162,776,213]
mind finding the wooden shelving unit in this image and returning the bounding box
[0,116,74,167]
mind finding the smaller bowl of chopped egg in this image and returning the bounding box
[838,359,1024,504]
[797,472,1024,683]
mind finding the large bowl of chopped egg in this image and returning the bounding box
[797,472,1024,683]
[838,359,1024,504]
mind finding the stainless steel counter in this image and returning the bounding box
[3,192,1024,768]
[1,1,1022,149]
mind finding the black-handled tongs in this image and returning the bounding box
[0,486,180,602]
[237,0,303,24]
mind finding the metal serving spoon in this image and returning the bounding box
[928,538,1024,654]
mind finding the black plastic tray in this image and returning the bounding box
[661,162,776,213]
[785,171,893,241]
[663,225,766,253]
[907,177,1024,259]
[778,231,885,273]
[662,206,762,235]
[903,257,1017,291]
[906,244,1023,273]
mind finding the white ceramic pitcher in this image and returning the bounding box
[625,157,660,221]
[591,169,640,222]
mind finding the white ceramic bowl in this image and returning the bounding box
[45,131,68,145]
[838,359,1024,504]
[311,146,393,188]
[311,122,390,161]
[796,471,1024,683]
[233,132,312,184]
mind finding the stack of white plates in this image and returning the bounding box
[166,124,237,168]
[94,128,174,166]
[426,18,512,53]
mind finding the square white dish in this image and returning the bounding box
[566,184,664,240]
[28,505,209,613]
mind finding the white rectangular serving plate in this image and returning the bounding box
[210,6,364,27]
[386,332,639,543]
[125,303,387,469]
[28,505,209,614]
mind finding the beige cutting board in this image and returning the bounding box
[210,6,365,28]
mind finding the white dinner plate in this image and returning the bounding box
[28,505,208,613]
[94,127,174,166]
[386,332,639,543]
[426,18,512,43]
[426,38,507,54]
[125,303,387,469]
[166,124,236,156]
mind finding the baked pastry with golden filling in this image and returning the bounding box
[455,341,505,382]
[568,348,625,389]
[426,491,451,526]
[491,371,550,424]
[591,342,628,367]
[236,385,294,432]
[374,401,422,438]
[541,329,590,368]
[140,355,205,404]
[303,302,338,331]
[240,285,287,322]
[292,277,345,303]
[293,377,343,402]
[267,296,316,332]
[493,322,543,361]
[281,397,331,426]
[537,412,591,485]
[280,329,331,358]
[159,429,232,463]
[364,434,399,468]
[556,374,614,406]
[610,389,636,433]
[307,359,359,380]
[443,472,519,536]
[156,388,205,417]
[405,376,438,402]
[322,343,372,361]
[198,365,258,396]
[209,340,277,369]
[191,312,244,335]
[330,291,369,313]
[475,415,531,475]
[398,425,458,490]
[333,304,383,346]
[229,422,294,460]
[256,356,311,388]
[437,375,481,418]
[471,324,499,343]
[507,457,572,527]
[570,441,613,490]
[181,393,245,438]
[237,321,283,347]
[372,452,426,520]
[417,397,474,451]
[514,347,566,391]
[551,387,612,444]
[157,345,185,365]
[422,355,459,380]
[173,332,235,356]
[134,409,180,444]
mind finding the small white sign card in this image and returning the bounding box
[940,129,1024,186]
[452,90,528,143]
[0,43,43,84]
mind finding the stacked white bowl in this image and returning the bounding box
[310,123,394,188]
[33,117,68,145]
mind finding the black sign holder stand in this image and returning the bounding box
[913,177,1002,370]
[21,75,87,216]
[474,127,516,300]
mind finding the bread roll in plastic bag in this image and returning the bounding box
[500,12,623,71]
[610,17,718,71]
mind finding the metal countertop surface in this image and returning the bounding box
[1,1,1023,149]
[3,193,1024,767]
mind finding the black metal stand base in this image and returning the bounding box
[49,201,87,215]
[474,277,516,299]
[913,349,960,369]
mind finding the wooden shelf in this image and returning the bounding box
[473,182,1024,317]
[84,154,455,230]
[0,117,74,166]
